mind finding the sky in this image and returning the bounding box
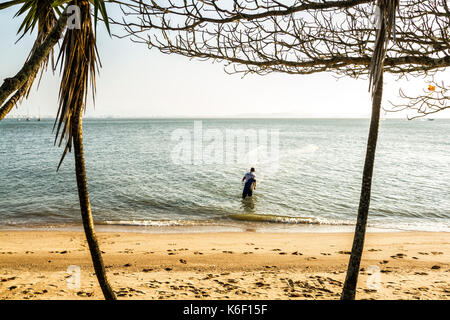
[0,4,448,119]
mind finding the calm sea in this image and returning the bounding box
[1,118,449,233]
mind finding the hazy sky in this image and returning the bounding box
[1,5,448,119]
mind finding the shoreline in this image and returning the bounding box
[0,230,448,300]
[1,220,446,234]
[0,224,424,235]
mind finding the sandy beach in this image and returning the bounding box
[0,230,448,300]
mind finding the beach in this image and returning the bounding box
[0,230,448,300]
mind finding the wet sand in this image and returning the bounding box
[0,231,448,300]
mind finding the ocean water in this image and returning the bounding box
[1,118,449,233]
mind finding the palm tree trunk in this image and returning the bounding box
[0,89,23,120]
[72,106,117,300]
[341,73,383,300]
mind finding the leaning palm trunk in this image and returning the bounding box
[55,0,116,300]
[0,9,67,120]
[72,106,116,300]
[0,0,56,120]
[0,89,25,120]
[341,0,398,300]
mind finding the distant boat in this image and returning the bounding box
[427,118,435,121]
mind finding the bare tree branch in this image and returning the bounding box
[111,0,449,78]
[390,77,449,119]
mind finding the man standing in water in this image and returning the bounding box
[242,168,256,199]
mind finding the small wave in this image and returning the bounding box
[99,219,212,227]
[228,213,320,224]
[100,215,352,227]
[227,213,355,226]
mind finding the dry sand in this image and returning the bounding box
[0,230,448,300]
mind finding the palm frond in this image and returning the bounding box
[0,0,57,107]
[54,0,99,169]
[25,0,57,96]
[0,0,25,10]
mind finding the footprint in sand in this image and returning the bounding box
[363,289,377,293]
[287,279,295,288]
[1,277,17,282]
[391,253,406,259]
[255,281,269,288]
[431,265,441,270]
[34,289,48,295]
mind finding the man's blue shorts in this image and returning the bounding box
[242,178,255,199]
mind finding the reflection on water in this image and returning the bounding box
[241,196,256,212]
